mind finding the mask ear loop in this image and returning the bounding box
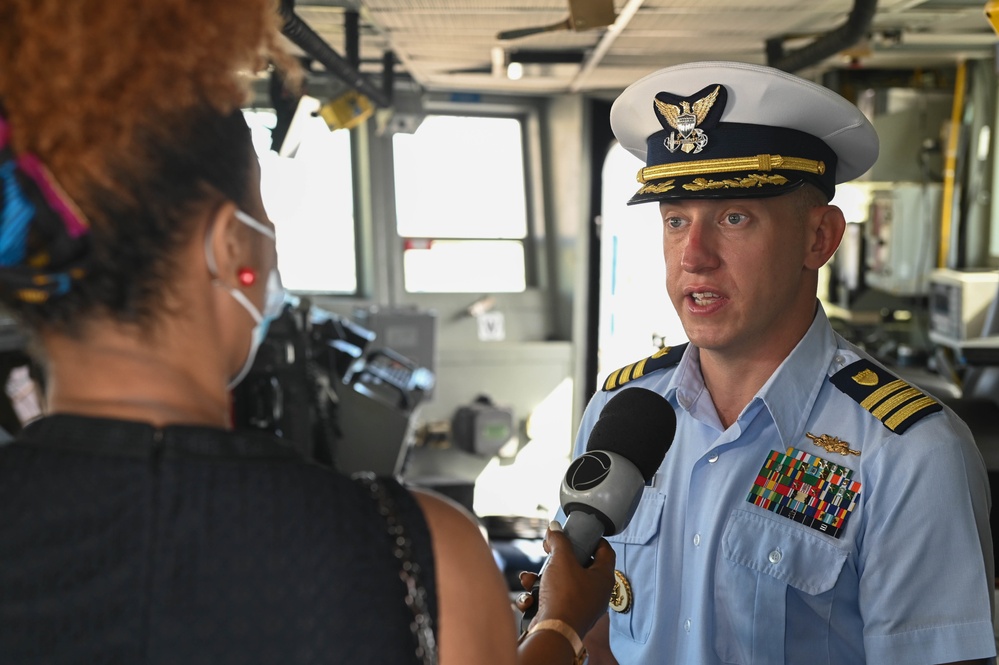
[234,209,275,240]
[203,214,264,324]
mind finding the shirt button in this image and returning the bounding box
[684,618,691,633]
[693,533,701,547]
[834,355,845,365]
[768,549,783,564]
[707,454,719,464]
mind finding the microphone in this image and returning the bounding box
[520,387,677,630]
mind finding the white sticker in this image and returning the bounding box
[476,311,505,342]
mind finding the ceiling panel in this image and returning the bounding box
[284,0,997,96]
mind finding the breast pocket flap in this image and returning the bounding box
[606,490,664,546]
[722,509,848,595]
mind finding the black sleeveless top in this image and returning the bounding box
[0,414,438,664]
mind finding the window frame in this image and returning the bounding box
[243,87,551,315]
[244,105,361,297]
[389,98,545,296]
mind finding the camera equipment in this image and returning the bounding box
[231,296,434,475]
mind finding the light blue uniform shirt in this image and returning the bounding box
[572,307,996,665]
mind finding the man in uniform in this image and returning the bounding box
[574,61,996,665]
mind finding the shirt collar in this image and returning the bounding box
[666,303,836,444]
[754,304,836,445]
[667,344,720,427]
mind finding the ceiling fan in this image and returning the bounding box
[496,0,616,41]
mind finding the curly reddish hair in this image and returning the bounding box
[0,0,296,331]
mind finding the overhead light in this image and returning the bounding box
[507,62,524,80]
[491,46,506,78]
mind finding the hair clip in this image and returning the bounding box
[0,114,89,240]
[0,116,10,151]
[17,155,89,239]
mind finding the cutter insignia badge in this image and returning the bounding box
[806,432,860,457]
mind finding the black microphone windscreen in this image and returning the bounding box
[585,387,676,482]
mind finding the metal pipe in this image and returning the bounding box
[570,0,645,93]
[766,0,878,73]
[939,60,967,269]
[345,10,360,71]
[382,51,395,105]
[278,0,390,108]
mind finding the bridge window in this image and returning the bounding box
[393,115,528,293]
[245,109,358,294]
[598,142,686,380]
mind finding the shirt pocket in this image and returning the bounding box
[605,488,664,644]
[715,509,848,665]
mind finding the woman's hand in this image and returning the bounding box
[515,521,616,640]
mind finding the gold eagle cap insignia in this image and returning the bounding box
[852,369,879,387]
[654,85,721,131]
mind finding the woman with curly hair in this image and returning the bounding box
[0,1,614,663]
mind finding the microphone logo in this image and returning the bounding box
[566,451,612,490]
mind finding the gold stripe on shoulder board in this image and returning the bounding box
[602,343,688,392]
[830,359,942,434]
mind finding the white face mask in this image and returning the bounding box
[204,209,286,390]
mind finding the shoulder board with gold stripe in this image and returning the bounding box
[829,359,942,434]
[603,343,688,392]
